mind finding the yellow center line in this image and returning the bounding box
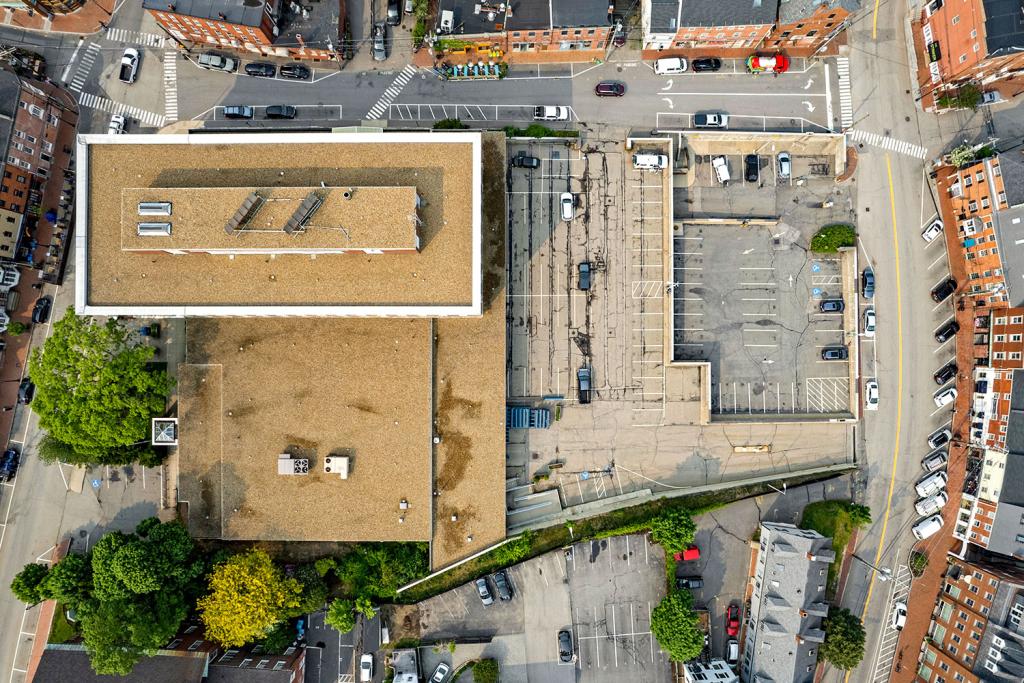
[844,154,904,683]
[873,0,881,39]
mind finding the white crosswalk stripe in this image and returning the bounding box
[103,27,166,48]
[836,57,854,130]
[365,65,418,120]
[78,91,166,128]
[163,50,178,122]
[848,128,928,160]
[68,43,100,93]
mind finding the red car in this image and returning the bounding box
[746,54,790,74]
[673,546,700,562]
[726,604,741,637]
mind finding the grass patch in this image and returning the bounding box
[810,224,856,252]
[502,124,579,139]
[798,501,871,599]
[910,550,929,578]
[48,604,78,644]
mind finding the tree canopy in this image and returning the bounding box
[821,608,866,670]
[324,598,355,634]
[10,563,49,604]
[28,312,172,464]
[336,543,429,599]
[197,549,303,647]
[650,509,697,555]
[41,553,92,609]
[651,589,705,662]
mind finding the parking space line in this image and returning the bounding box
[612,605,618,666]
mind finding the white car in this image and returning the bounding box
[915,490,949,516]
[922,219,944,242]
[654,57,687,74]
[560,192,575,221]
[913,514,944,540]
[534,106,570,121]
[107,114,126,135]
[915,470,947,498]
[933,386,957,408]
[359,653,373,682]
[777,152,791,179]
[430,662,451,682]
[922,449,948,472]
[864,307,876,337]
[864,379,879,410]
[891,602,907,630]
[118,48,139,84]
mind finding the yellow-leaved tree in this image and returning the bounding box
[197,549,302,647]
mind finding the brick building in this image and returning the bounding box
[142,0,342,62]
[15,0,82,14]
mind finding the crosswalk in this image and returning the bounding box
[163,50,178,123]
[68,43,100,93]
[102,27,165,48]
[836,57,854,130]
[848,128,928,160]
[78,91,166,128]
[365,65,417,120]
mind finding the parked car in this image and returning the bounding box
[18,378,34,405]
[492,570,513,601]
[280,63,312,80]
[429,662,451,683]
[865,379,879,410]
[927,428,952,449]
[777,151,791,179]
[511,152,541,169]
[534,106,570,121]
[921,218,944,242]
[982,90,1003,105]
[560,192,575,221]
[931,278,957,302]
[387,0,402,25]
[107,113,126,135]
[692,57,722,72]
[726,605,740,637]
[674,545,700,562]
[359,653,373,682]
[372,23,387,61]
[890,602,907,630]
[694,112,728,128]
[712,155,730,184]
[595,81,626,97]
[558,629,573,662]
[915,471,948,498]
[32,295,52,324]
[244,62,276,78]
[118,48,139,83]
[726,638,739,666]
[633,153,668,170]
[0,448,19,484]
[822,346,848,361]
[912,514,944,540]
[747,53,789,73]
[935,320,959,343]
[578,262,591,291]
[934,361,957,385]
[915,490,949,516]
[197,52,237,72]
[819,298,844,313]
[676,576,704,590]
[475,577,493,606]
[654,57,687,74]
[862,267,875,299]
[933,386,957,408]
[223,105,254,120]
[864,307,876,337]
[612,19,626,47]
[578,367,592,404]
[922,449,948,472]
[265,105,297,119]
[744,154,759,182]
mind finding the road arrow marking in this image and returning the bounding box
[804,78,814,90]
[662,97,674,109]
[803,101,815,112]
[661,79,673,91]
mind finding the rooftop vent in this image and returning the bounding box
[224,192,266,235]
[138,222,172,236]
[283,191,323,235]
[138,201,172,216]
[277,454,310,475]
[324,455,350,479]
[440,9,454,32]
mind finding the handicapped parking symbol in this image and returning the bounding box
[812,288,822,297]
[91,479,101,489]
[811,263,822,273]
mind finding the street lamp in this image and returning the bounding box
[852,554,892,582]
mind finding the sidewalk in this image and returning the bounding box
[1,0,113,34]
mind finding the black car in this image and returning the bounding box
[819,298,844,313]
[692,57,722,72]
[387,0,402,25]
[0,448,19,483]
[280,63,312,80]
[492,570,513,601]
[578,262,591,291]
[931,277,957,302]
[934,361,957,385]
[744,154,759,183]
[935,320,960,343]
[594,81,626,97]
[244,62,276,78]
[32,296,51,324]
[265,105,297,119]
[676,576,704,590]
[862,267,875,299]
[558,630,573,663]
[18,377,34,404]
[822,347,848,361]
[510,152,541,169]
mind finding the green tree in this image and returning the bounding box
[336,543,428,599]
[650,509,697,555]
[79,592,188,675]
[324,598,355,633]
[10,562,49,604]
[197,549,303,647]
[473,658,499,683]
[7,321,27,335]
[355,595,375,619]
[847,503,872,526]
[289,563,329,616]
[28,312,172,464]
[314,556,337,577]
[41,553,92,609]
[90,531,134,601]
[260,622,294,654]
[36,434,82,465]
[651,590,704,662]
[821,608,866,670]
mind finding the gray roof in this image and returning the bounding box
[983,0,1024,56]
[34,646,207,683]
[0,68,20,158]
[140,0,266,27]
[142,0,338,44]
[435,0,507,36]
[744,523,833,683]
[550,0,611,28]
[1000,149,1024,208]
[778,0,861,24]
[678,0,777,27]
[992,205,1024,306]
[209,665,297,682]
[649,0,681,33]
[506,0,553,31]
[988,499,1024,561]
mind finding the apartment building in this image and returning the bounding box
[918,557,1024,682]
[915,0,1024,101]
[143,0,341,62]
[742,522,834,683]
[684,659,739,682]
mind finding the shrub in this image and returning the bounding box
[314,557,337,577]
[810,224,856,252]
[324,599,355,633]
[473,659,499,683]
[910,551,929,578]
[433,118,469,130]
[650,509,696,555]
[651,590,704,662]
[491,531,533,566]
[7,321,27,335]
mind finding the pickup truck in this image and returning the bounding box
[118,48,139,84]
[197,52,237,72]
[534,106,570,121]
[577,367,592,404]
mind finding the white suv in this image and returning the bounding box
[654,57,688,74]
[915,471,947,498]
[107,114,126,135]
[912,514,944,540]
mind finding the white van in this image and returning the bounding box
[912,514,944,540]
[915,470,947,498]
[712,156,731,184]
[633,153,668,170]
[654,57,688,75]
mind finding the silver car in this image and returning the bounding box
[372,23,387,61]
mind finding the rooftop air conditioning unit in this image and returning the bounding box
[138,201,172,216]
[440,9,454,32]
[277,454,310,475]
[324,455,350,479]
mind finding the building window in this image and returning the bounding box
[187,640,204,651]
[256,659,270,669]
[981,197,990,208]
[969,200,978,211]
[166,639,182,649]
[999,192,1007,204]
[960,54,968,63]
[952,15,960,23]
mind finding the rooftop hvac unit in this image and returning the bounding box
[440,9,454,32]
[324,455,350,479]
[278,454,310,475]
[138,222,172,236]
[138,201,172,216]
